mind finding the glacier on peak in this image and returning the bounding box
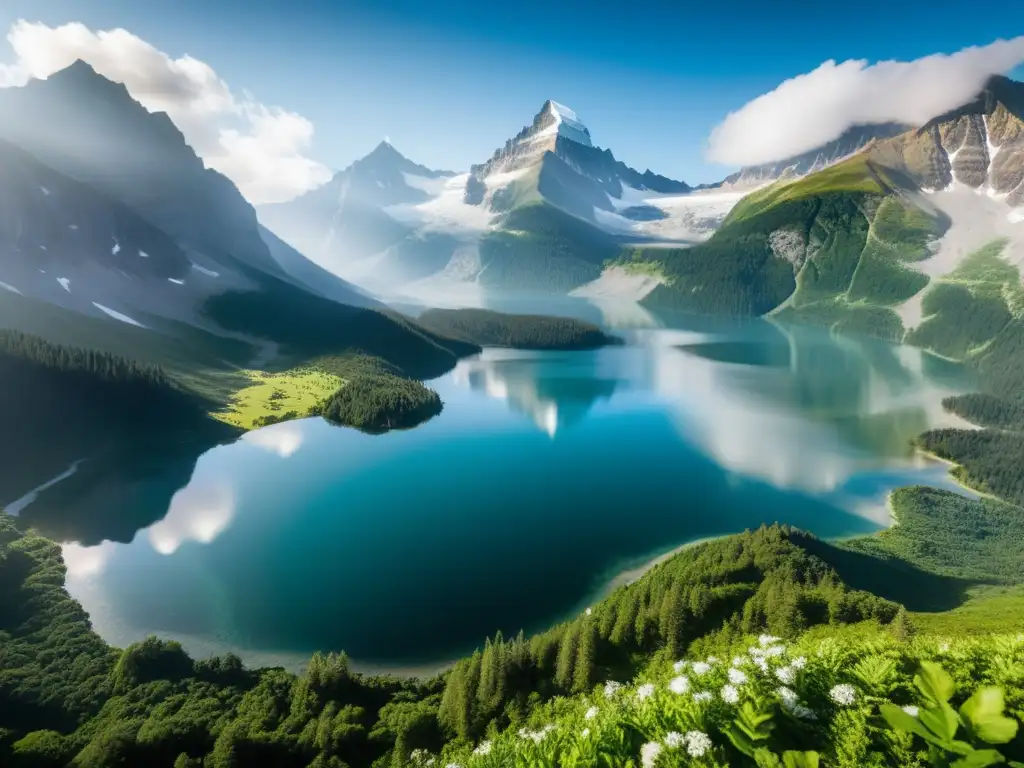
[544,100,593,147]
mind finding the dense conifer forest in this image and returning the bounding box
[415,309,620,351]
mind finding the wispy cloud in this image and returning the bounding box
[0,20,331,203]
[707,37,1024,167]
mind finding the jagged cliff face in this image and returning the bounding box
[464,100,690,218]
[0,61,284,278]
[869,76,1024,208]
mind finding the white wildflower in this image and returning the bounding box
[759,634,781,646]
[445,763,461,768]
[721,684,740,704]
[581,727,591,738]
[640,741,663,768]
[902,705,920,717]
[731,655,746,667]
[673,660,688,673]
[585,607,592,616]
[764,644,786,657]
[692,690,713,703]
[691,661,711,676]
[636,683,656,702]
[753,657,769,672]
[473,741,492,756]
[664,731,684,749]
[669,675,690,695]
[829,684,858,706]
[706,655,720,664]
[749,646,765,658]
[727,667,748,685]
[776,686,799,708]
[585,705,599,720]
[775,666,796,685]
[604,681,622,698]
[790,655,807,669]
[939,642,951,653]
[426,760,435,767]
[684,730,713,758]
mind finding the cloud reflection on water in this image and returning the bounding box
[241,421,306,457]
[148,481,236,555]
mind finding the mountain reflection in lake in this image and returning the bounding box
[15,307,978,672]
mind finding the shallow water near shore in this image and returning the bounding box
[20,305,977,672]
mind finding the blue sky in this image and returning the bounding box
[3,0,1024,187]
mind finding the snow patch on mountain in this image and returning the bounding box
[192,263,220,277]
[168,278,185,285]
[570,265,663,301]
[0,280,22,295]
[138,250,149,258]
[56,277,71,292]
[385,174,494,234]
[92,302,146,328]
[547,101,593,147]
[401,172,449,196]
[111,238,120,255]
[596,187,753,242]
[895,186,1024,329]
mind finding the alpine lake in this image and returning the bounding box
[9,299,978,675]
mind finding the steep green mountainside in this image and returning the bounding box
[477,203,623,292]
[632,157,946,338]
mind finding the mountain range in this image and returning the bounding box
[2,61,1024,377]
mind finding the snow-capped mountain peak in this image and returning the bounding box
[540,100,593,147]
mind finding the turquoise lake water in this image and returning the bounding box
[21,308,976,672]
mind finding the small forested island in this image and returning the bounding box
[314,371,443,433]
[415,308,622,350]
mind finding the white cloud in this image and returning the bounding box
[0,20,331,203]
[708,37,1024,167]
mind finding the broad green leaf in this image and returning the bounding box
[725,724,757,758]
[916,661,956,704]
[783,751,821,768]
[920,701,961,743]
[880,703,943,746]
[951,749,1006,768]
[961,687,1020,745]
[754,748,782,768]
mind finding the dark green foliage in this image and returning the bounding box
[942,393,1024,430]
[415,308,620,350]
[907,282,1012,360]
[317,373,443,433]
[776,300,905,342]
[0,514,445,767]
[0,329,231,502]
[0,517,117,735]
[846,197,937,305]
[977,318,1024,398]
[0,329,211,429]
[437,525,898,740]
[477,203,622,292]
[843,486,1024,583]
[641,192,875,316]
[204,280,478,379]
[916,428,1024,506]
